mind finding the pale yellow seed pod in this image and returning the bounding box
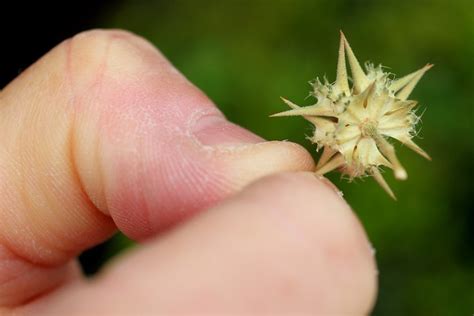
[272,32,432,199]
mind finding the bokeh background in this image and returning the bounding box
[1,0,473,314]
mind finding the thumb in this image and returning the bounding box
[0,30,313,306]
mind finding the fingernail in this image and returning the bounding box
[192,113,264,146]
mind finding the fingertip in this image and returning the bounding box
[235,172,378,313]
[218,141,316,191]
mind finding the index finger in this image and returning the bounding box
[0,29,314,306]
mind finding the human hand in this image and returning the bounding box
[0,30,376,315]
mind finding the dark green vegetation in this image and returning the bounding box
[83,1,474,314]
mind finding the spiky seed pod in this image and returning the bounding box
[272,32,432,199]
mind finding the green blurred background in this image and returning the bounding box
[68,0,473,314]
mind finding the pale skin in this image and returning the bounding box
[0,30,377,315]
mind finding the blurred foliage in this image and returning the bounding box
[83,0,474,314]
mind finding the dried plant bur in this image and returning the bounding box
[272,32,432,199]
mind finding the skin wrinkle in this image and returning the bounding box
[14,267,79,308]
[137,135,155,234]
[0,237,57,271]
[68,117,114,242]
[0,252,46,294]
[65,33,111,104]
[0,236,65,286]
[63,39,79,110]
[66,36,116,226]
[67,32,142,223]
[66,35,112,215]
[95,113,110,213]
[65,34,110,219]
